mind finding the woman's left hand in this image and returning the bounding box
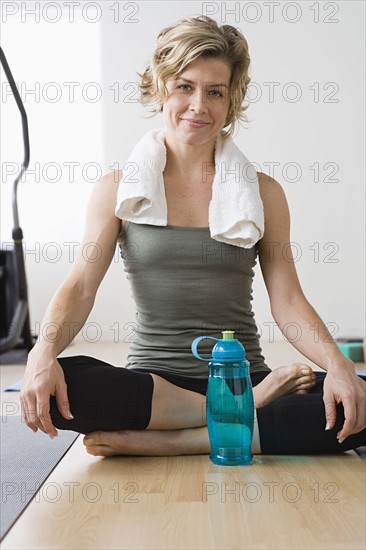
[323,358,366,443]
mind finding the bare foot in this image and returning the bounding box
[83,428,182,457]
[253,363,317,408]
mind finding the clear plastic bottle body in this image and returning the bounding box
[206,360,254,465]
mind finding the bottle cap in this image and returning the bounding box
[222,331,235,341]
[191,331,247,363]
[212,331,245,362]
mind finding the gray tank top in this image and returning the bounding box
[119,221,270,378]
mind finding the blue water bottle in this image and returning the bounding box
[192,330,254,466]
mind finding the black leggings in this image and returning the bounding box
[49,355,366,454]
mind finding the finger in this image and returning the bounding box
[22,404,49,435]
[55,384,74,421]
[353,380,366,433]
[323,394,337,431]
[20,399,36,431]
[21,397,51,434]
[36,395,58,438]
[337,396,357,443]
[28,419,48,434]
[21,401,38,433]
[30,419,48,434]
[21,396,40,431]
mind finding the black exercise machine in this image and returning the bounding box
[0,47,35,353]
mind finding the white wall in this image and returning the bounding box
[1,1,364,346]
[1,2,105,340]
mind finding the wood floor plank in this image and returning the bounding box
[2,436,365,549]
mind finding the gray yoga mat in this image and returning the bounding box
[0,348,29,366]
[0,416,78,541]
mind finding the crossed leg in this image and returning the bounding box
[84,364,318,457]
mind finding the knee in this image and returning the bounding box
[49,395,90,435]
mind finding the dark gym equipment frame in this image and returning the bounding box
[0,47,35,353]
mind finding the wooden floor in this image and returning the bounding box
[1,341,365,550]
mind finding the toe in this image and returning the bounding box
[297,379,316,390]
[85,444,111,457]
[85,444,98,456]
[292,363,313,376]
[83,431,105,446]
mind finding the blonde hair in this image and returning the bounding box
[136,15,251,140]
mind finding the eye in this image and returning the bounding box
[208,90,223,97]
[177,84,192,91]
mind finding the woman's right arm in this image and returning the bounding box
[20,169,123,437]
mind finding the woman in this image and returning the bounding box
[20,16,365,456]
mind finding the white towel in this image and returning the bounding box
[115,127,264,248]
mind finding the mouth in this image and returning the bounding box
[181,119,210,128]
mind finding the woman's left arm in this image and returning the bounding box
[257,172,366,443]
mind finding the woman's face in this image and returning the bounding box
[162,56,232,147]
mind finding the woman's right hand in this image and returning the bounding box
[20,350,74,438]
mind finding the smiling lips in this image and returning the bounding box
[182,118,209,127]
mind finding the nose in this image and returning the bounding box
[189,87,207,114]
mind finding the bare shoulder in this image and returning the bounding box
[99,169,123,193]
[257,171,287,204]
[256,171,291,245]
[89,168,124,229]
[107,168,123,183]
[256,171,290,222]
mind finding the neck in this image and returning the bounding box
[163,129,218,180]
